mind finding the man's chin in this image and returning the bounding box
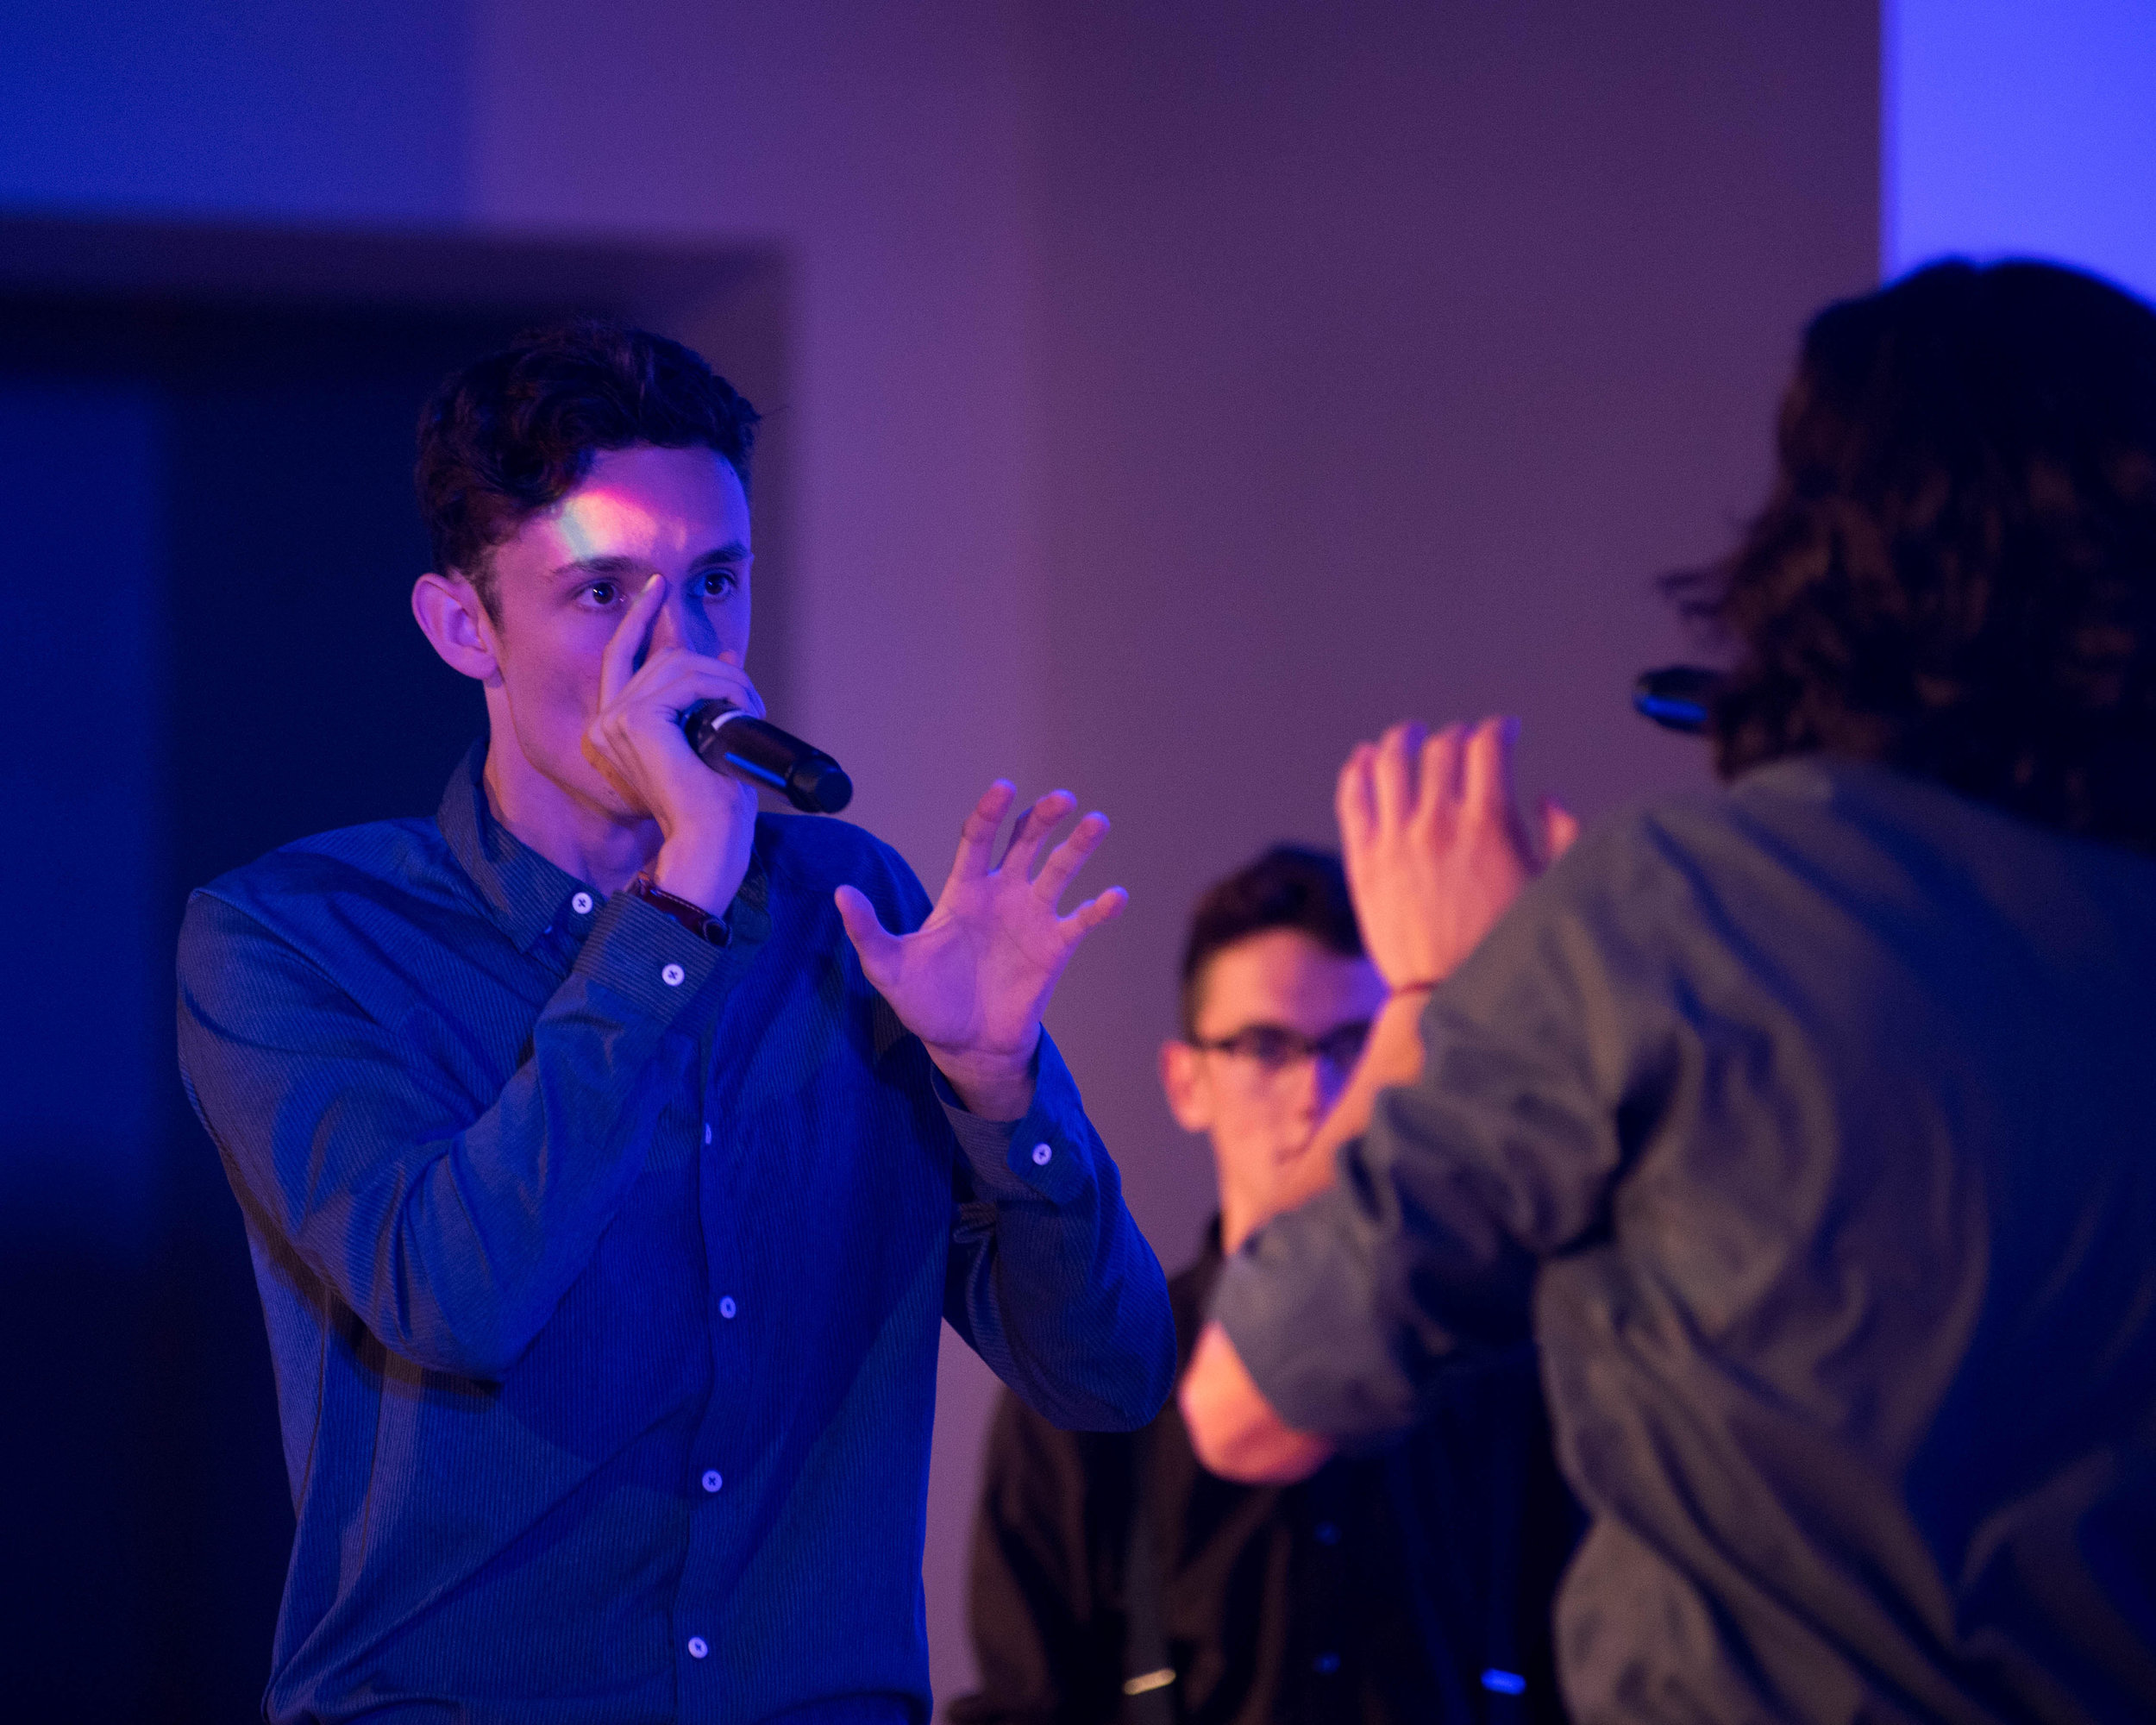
[510,746,649,826]
[548,770,637,822]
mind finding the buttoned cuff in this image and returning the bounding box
[570,890,739,1020]
[932,1032,1094,1205]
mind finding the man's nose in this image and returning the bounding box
[1282,1052,1331,1116]
[1309,1051,1356,1113]
[645,584,714,657]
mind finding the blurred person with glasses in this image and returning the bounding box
[953,847,1580,1725]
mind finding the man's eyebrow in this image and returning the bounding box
[550,554,647,583]
[548,543,750,583]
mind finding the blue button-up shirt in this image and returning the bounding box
[177,743,1174,1725]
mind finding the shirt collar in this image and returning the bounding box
[436,739,591,952]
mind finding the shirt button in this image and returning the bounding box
[687,1635,709,1659]
[704,1124,712,1145]
[1314,1521,1341,1546]
[571,891,594,914]
[1313,1653,1340,1675]
[661,963,686,988]
[719,1295,737,1320]
[1031,1142,1053,1166]
[701,1469,723,1493]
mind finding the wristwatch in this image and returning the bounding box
[626,875,731,946]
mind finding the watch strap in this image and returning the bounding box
[626,875,732,947]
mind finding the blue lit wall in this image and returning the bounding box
[1887,0,2156,294]
[0,0,467,219]
[0,384,165,1246]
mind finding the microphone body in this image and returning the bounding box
[683,702,855,814]
[1632,665,1720,735]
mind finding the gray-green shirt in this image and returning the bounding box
[1215,756,2156,1723]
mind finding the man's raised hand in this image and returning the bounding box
[582,572,762,914]
[1336,716,1578,991]
[835,782,1126,1120]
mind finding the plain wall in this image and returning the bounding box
[965,0,1879,1703]
[0,2,1880,1712]
[1887,0,2156,294]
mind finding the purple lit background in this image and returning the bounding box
[0,1,2147,1714]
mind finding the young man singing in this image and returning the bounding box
[177,323,1174,1725]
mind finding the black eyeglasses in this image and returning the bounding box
[1191,1020,1372,1075]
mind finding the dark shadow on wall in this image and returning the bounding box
[0,220,790,1722]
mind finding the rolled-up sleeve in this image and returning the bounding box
[178,888,751,1380]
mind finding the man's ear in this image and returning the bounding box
[1161,1038,1213,1134]
[412,573,499,682]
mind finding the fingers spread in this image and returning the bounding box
[1422,722,1469,817]
[1034,810,1108,906]
[1336,743,1378,850]
[1461,715,1520,825]
[599,573,667,707]
[1066,885,1128,937]
[952,781,1018,880]
[1373,722,1428,831]
[1542,797,1582,863]
[834,884,900,977]
[1001,790,1077,876]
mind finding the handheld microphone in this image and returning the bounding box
[1632,665,1720,735]
[684,703,855,814]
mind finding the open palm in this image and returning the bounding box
[835,782,1126,1107]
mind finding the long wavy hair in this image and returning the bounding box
[1677,260,2156,849]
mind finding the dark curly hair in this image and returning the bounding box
[415,320,760,610]
[1179,846,1363,1036]
[1677,259,2156,849]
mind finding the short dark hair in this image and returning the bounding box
[1676,259,2156,850]
[1178,846,1363,1037]
[415,319,760,608]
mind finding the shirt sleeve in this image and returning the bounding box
[177,887,753,1381]
[937,1034,1176,1433]
[947,1390,1121,1725]
[1211,822,1675,1445]
[838,829,1175,1433]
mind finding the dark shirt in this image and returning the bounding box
[953,1223,1577,1725]
[175,743,1175,1725]
[1213,757,2156,1722]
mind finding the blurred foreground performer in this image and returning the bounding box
[176,323,1173,1725]
[1181,260,2156,1722]
[954,849,1579,1725]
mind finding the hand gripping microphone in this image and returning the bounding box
[683,702,854,814]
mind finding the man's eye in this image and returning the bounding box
[586,582,619,606]
[699,569,738,597]
[1318,1021,1372,1066]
